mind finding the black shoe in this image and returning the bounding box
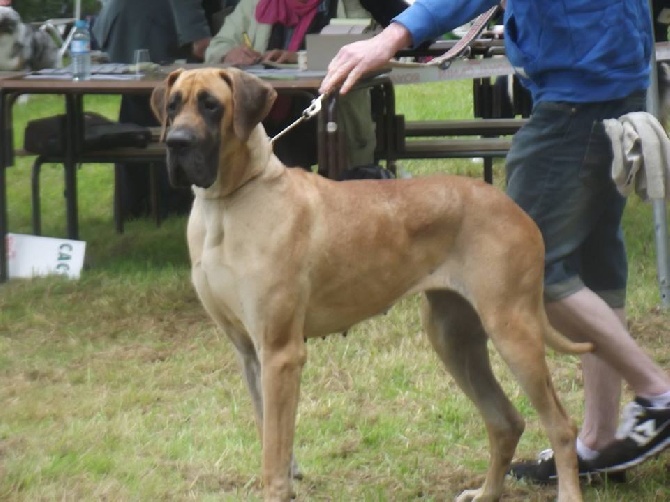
[508,449,627,485]
[589,397,670,473]
[509,449,588,484]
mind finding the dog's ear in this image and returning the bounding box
[29,29,58,70]
[219,68,277,142]
[151,69,183,141]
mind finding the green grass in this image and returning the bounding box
[1,81,669,501]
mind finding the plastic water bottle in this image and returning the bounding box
[70,20,91,81]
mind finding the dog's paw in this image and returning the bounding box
[290,455,303,480]
[455,487,499,502]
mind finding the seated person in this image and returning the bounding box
[359,0,408,27]
[205,0,377,172]
[94,0,212,220]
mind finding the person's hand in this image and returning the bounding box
[192,37,211,60]
[263,49,297,64]
[223,45,262,66]
[320,23,413,95]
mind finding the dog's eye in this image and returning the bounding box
[202,98,220,113]
[166,99,179,117]
[197,90,221,115]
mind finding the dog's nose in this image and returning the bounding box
[166,127,196,150]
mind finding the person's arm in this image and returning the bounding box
[169,0,212,59]
[395,0,497,47]
[205,0,262,64]
[320,22,411,95]
[320,0,497,95]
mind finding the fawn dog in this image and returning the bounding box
[150,67,588,502]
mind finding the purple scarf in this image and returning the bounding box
[255,0,322,51]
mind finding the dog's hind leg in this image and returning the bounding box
[481,306,581,502]
[421,291,525,502]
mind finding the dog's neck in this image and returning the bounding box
[193,124,282,200]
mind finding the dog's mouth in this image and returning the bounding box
[165,126,220,188]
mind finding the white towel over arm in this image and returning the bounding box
[603,111,670,200]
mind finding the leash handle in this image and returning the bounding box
[428,5,501,70]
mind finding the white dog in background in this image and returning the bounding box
[0,6,58,71]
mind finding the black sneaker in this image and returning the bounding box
[589,397,670,473]
[509,448,587,484]
[508,448,627,484]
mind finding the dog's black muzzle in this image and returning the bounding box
[165,125,219,189]
[0,18,18,35]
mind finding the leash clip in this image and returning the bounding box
[302,94,325,119]
[270,94,326,146]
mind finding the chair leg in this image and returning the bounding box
[113,164,125,234]
[484,157,493,184]
[30,156,45,235]
[149,163,162,227]
[386,159,399,177]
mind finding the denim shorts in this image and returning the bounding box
[505,91,646,308]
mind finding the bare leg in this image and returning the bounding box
[579,352,621,450]
[547,303,626,450]
[546,289,670,401]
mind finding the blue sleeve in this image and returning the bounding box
[393,0,500,46]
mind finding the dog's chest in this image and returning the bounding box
[0,32,18,69]
[192,246,251,331]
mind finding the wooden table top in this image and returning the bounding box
[0,64,332,94]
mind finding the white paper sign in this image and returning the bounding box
[6,233,86,280]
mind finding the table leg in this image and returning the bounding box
[64,94,81,240]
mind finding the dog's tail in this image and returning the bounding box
[543,323,594,355]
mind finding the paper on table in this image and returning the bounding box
[244,66,326,79]
[24,73,142,80]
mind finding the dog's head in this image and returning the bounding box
[0,6,20,70]
[150,67,277,189]
[0,7,20,35]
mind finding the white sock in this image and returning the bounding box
[646,389,670,408]
[576,437,599,460]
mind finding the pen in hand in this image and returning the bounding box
[223,33,261,66]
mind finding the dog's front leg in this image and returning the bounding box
[234,338,264,431]
[261,335,307,502]
[235,339,303,478]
